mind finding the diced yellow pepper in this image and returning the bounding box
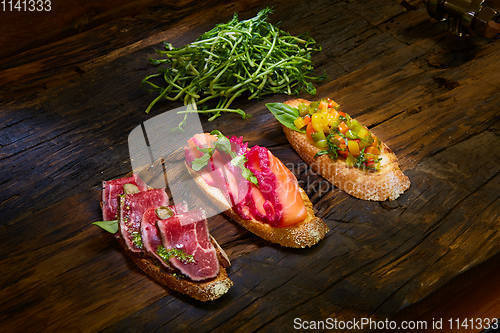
[312,113,327,132]
[294,117,306,129]
[348,140,360,156]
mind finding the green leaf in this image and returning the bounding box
[265,103,305,133]
[231,154,258,185]
[92,220,118,234]
[210,130,232,154]
[191,152,212,171]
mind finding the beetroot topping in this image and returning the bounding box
[119,189,169,253]
[157,210,219,281]
[240,146,283,226]
[102,174,147,220]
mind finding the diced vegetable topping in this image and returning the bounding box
[294,98,382,171]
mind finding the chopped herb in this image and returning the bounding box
[326,134,339,159]
[314,150,329,158]
[314,133,339,160]
[157,245,195,264]
[92,220,118,234]
[132,232,143,249]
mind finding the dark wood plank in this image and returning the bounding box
[0,0,498,331]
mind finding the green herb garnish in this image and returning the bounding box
[131,231,143,249]
[92,220,118,234]
[143,8,323,125]
[157,246,195,264]
[191,130,258,185]
[265,103,305,133]
[314,150,330,158]
[314,133,339,160]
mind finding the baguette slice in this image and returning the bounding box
[119,237,233,302]
[186,164,329,248]
[100,179,233,302]
[283,98,410,201]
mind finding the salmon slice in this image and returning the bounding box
[267,150,307,226]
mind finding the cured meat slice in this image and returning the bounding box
[102,174,147,220]
[156,210,219,281]
[119,189,168,253]
[141,204,188,270]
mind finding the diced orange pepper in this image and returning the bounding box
[365,146,380,155]
[338,111,346,117]
[338,121,349,134]
[328,100,340,109]
[303,115,311,125]
[306,122,314,141]
[318,101,328,112]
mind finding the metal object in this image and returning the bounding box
[427,0,500,37]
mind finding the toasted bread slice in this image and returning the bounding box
[284,98,410,201]
[118,235,233,302]
[186,165,329,248]
[99,178,233,302]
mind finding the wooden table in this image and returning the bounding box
[1,0,498,331]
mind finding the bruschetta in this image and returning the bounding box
[266,98,410,201]
[184,131,329,248]
[94,175,233,302]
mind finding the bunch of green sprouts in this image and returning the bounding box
[142,8,323,128]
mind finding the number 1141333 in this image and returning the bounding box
[1,0,51,12]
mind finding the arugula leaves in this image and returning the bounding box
[265,103,305,133]
[190,130,258,185]
[92,220,118,234]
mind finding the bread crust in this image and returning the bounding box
[118,236,233,302]
[284,98,410,201]
[187,164,329,248]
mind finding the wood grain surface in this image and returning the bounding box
[0,0,498,332]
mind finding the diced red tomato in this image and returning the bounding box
[338,121,349,134]
[365,159,376,168]
[338,148,348,158]
[338,111,346,117]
